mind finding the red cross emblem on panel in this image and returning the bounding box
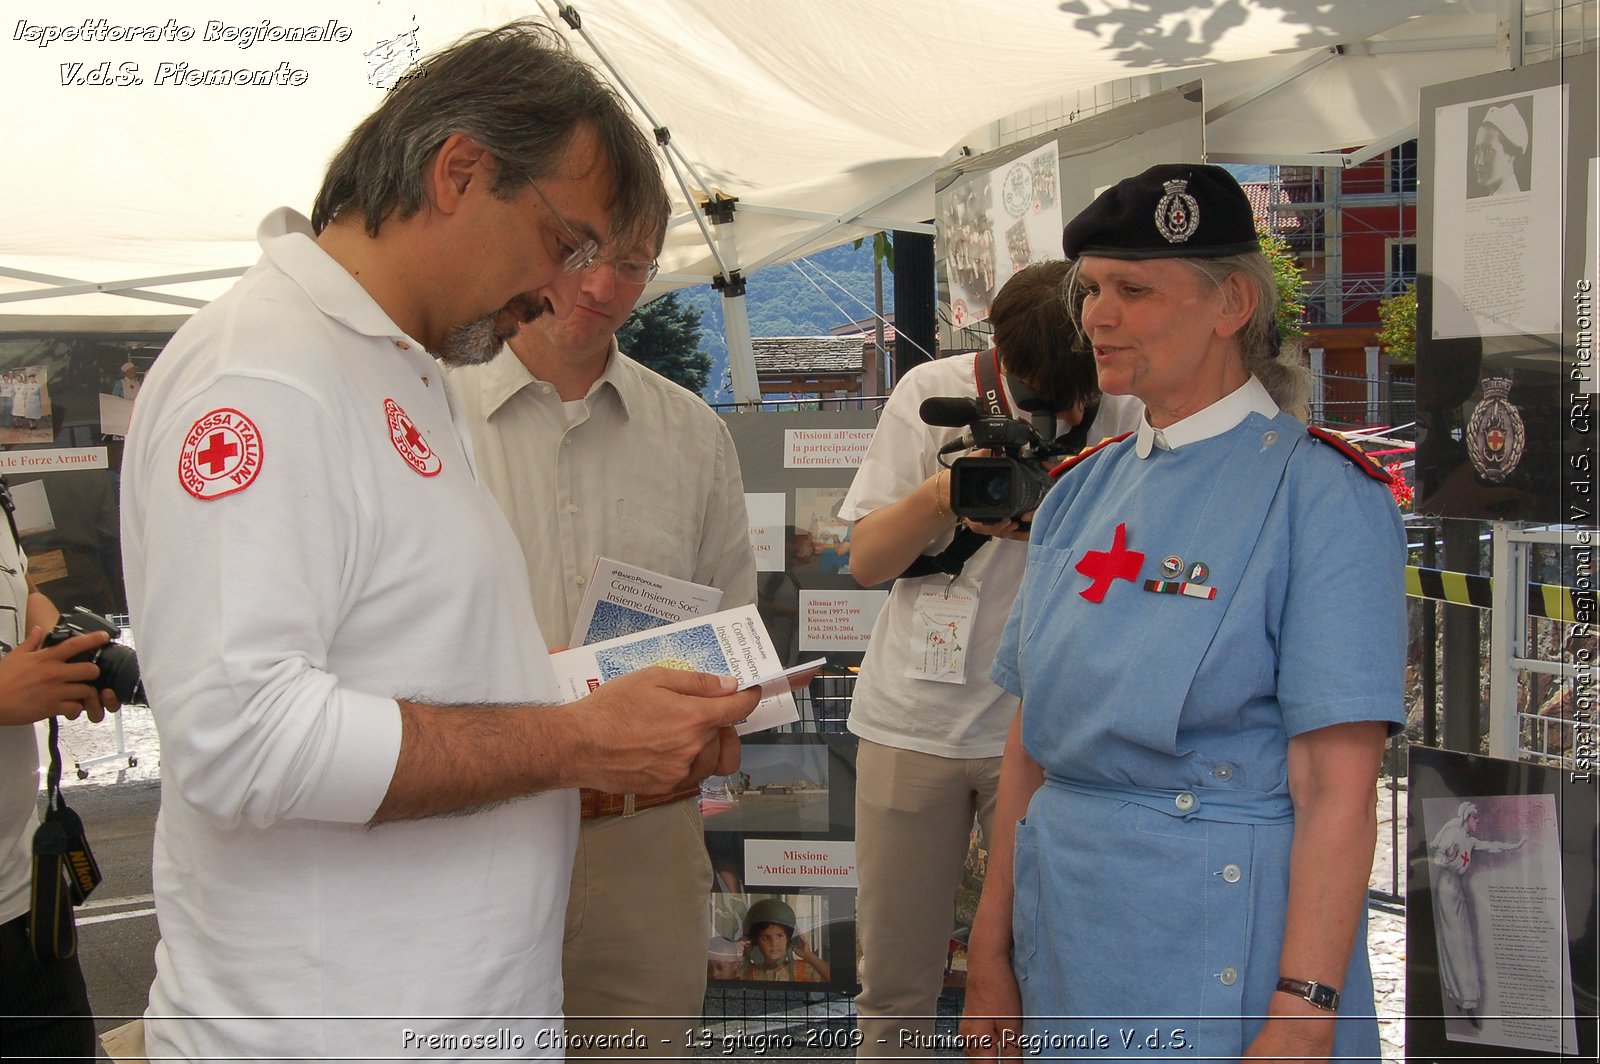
[178,408,264,500]
[1074,521,1145,603]
[385,398,441,477]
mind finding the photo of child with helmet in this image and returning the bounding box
[739,897,831,983]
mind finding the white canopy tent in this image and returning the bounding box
[0,0,1510,399]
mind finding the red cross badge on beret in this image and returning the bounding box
[178,408,263,500]
[385,398,441,477]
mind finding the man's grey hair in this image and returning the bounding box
[311,20,665,249]
[1064,251,1311,417]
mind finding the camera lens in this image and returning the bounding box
[93,644,145,706]
[979,475,1010,507]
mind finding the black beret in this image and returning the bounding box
[1063,163,1259,260]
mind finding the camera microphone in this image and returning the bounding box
[919,396,980,427]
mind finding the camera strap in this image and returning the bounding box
[898,525,991,580]
[29,717,103,961]
[0,475,21,558]
[975,348,1010,419]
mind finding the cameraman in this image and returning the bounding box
[0,478,120,1061]
[840,261,1141,1054]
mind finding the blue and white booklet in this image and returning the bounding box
[550,597,823,735]
[567,556,724,649]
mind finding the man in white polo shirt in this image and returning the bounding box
[119,22,754,1061]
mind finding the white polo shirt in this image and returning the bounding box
[121,209,574,1060]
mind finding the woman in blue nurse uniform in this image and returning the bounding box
[959,164,1406,1063]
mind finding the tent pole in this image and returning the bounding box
[1500,1,1525,69]
[706,205,760,409]
[551,3,722,202]
[721,284,759,410]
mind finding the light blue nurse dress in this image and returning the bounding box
[992,408,1406,1061]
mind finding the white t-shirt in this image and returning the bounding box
[0,518,35,925]
[839,352,1142,758]
[121,209,574,1060]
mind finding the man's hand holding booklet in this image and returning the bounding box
[552,557,826,734]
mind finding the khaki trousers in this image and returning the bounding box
[853,739,1001,1057]
[562,798,712,1057]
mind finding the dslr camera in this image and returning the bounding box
[920,396,1071,523]
[43,607,145,706]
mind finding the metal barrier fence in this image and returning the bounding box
[1309,371,1416,430]
[703,673,865,1053]
[723,378,1421,434]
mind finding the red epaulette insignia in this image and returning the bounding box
[1049,431,1133,479]
[1307,426,1393,484]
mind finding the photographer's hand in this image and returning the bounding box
[964,516,1028,542]
[0,626,114,725]
[847,467,958,586]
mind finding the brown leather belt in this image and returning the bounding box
[579,786,701,820]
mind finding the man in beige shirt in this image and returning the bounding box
[446,190,755,1053]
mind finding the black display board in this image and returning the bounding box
[1414,52,1599,522]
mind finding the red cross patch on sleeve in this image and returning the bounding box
[178,408,264,500]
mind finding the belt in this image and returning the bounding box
[1043,775,1294,825]
[579,786,701,820]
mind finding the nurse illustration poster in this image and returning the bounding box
[1420,792,1577,1053]
[1407,746,1594,1060]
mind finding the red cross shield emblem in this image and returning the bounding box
[385,398,441,477]
[178,408,264,500]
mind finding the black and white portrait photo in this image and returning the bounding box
[1466,96,1533,198]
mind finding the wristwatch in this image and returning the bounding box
[1275,976,1340,1012]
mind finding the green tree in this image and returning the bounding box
[852,230,894,272]
[1377,282,1417,363]
[617,291,713,394]
[1259,230,1307,346]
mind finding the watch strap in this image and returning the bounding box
[1276,976,1340,1012]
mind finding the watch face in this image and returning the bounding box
[1278,977,1340,1011]
[1308,983,1340,1010]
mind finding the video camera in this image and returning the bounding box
[919,396,1071,522]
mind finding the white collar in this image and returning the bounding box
[1135,376,1279,458]
[473,337,636,420]
[256,208,416,345]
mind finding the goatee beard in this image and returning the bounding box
[435,295,546,366]
[436,315,502,366]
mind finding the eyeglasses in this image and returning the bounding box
[590,257,659,286]
[529,182,600,274]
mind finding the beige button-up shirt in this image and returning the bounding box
[445,342,757,648]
